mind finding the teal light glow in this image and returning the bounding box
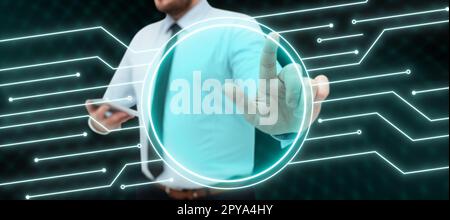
[141,17,314,189]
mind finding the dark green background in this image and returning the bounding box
[0,0,448,200]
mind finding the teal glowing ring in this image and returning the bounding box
[141,17,313,189]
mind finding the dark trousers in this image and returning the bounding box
[136,185,256,200]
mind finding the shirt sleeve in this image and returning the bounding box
[102,49,137,108]
[227,19,266,99]
[228,18,294,149]
[87,46,136,135]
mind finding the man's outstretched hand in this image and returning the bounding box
[224,33,330,135]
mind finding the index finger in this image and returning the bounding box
[260,32,280,80]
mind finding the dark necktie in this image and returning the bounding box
[152,23,182,140]
[147,23,182,178]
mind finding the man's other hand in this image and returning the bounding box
[85,100,135,134]
[224,32,330,135]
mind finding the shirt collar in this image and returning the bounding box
[161,0,212,33]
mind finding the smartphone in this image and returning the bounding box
[89,99,139,118]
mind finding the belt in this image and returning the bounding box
[157,184,224,200]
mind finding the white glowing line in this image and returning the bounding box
[0,97,131,119]
[312,69,411,86]
[253,0,369,19]
[35,144,140,163]
[290,151,449,175]
[9,81,143,102]
[318,112,449,142]
[317,33,364,43]
[0,115,89,130]
[0,114,139,133]
[0,72,80,88]
[0,132,88,149]
[110,126,144,132]
[0,56,151,73]
[315,91,449,122]
[278,23,334,34]
[352,7,450,24]
[0,168,106,187]
[26,159,163,199]
[308,20,450,72]
[303,50,359,61]
[306,130,362,141]
[0,26,159,53]
[120,178,173,190]
[412,87,449,96]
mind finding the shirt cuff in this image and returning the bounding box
[272,133,297,149]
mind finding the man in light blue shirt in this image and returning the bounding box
[86,0,330,200]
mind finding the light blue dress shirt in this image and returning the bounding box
[102,0,294,189]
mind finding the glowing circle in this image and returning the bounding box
[141,17,314,189]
